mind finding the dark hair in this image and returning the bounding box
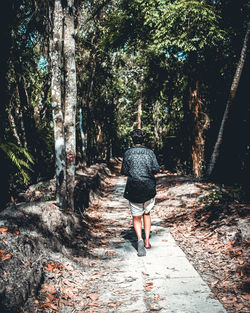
[131,128,145,144]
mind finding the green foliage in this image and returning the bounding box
[0,142,34,184]
[143,0,226,54]
[201,187,225,206]
[1,0,249,204]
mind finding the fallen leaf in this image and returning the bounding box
[46,294,56,302]
[108,301,121,307]
[105,250,116,255]
[47,284,56,294]
[87,294,99,301]
[45,263,56,272]
[60,299,71,305]
[210,280,219,286]
[64,280,74,287]
[145,286,153,291]
[41,302,58,310]
[101,239,109,243]
[142,271,149,276]
[154,295,166,301]
[87,277,97,281]
[145,282,153,286]
[0,227,8,235]
[89,303,100,307]
[0,251,12,260]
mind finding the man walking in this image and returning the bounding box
[121,129,160,256]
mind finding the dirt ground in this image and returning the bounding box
[154,171,249,313]
[0,163,249,313]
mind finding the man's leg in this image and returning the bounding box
[133,215,143,241]
[133,215,146,256]
[143,213,151,247]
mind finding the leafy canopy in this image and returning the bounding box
[142,0,226,54]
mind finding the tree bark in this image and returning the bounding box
[137,72,144,129]
[79,107,87,165]
[86,57,97,165]
[15,86,28,148]
[50,0,67,209]
[64,0,77,210]
[207,21,250,176]
[190,81,210,178]
[17,74,39,157]
[137,97,142,129]
[8,97,22,146]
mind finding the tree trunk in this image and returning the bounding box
[50,0,67,209]
[64,0,77,210]
[86,57,96,165]
[15,86,28,148]
[190,81,210,178]
[8,98,22,146]
[153,100,162,150]
[14,63,35,150]
[208,21,250,176]
[137,72,144,129]
[137,97,142,129]
[79,107,87,165]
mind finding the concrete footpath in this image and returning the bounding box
[84,176,228,313]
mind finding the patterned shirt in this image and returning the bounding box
[121,145,160,203]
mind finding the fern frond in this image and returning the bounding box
[0,142,34,184]
[18,159,33,171]
[21,147,34,164]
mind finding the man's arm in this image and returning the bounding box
[120,152,129,176]
[151,152,160,174]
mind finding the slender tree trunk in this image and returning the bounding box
[137,97,142,129]
[153,100,162,150]
[50,0,67,209]
[64,0,77,210]
[16,76,34,148]
[86,57,96,165]
[190,81,210,178]
[79,107,87,165]
[8,99,22,146]
[16,87,28,148]
[208,21,250,176]
[137,72,144,129]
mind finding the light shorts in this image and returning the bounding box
[129,197,155,217]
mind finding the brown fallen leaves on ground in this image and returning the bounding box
[155,171,249,313]
[0,249,12,260]
[1,161,248,313]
